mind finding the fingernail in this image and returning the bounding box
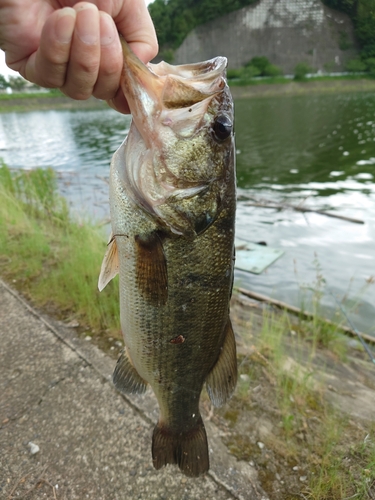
[75,3,99,45]
[55,8,76,44]
[99,12,117,46]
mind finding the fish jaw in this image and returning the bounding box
[119,37,227,146]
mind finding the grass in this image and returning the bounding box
[0,90,64,100]
[0,90,107,113]
[1,162,374,498]
[224,299,375,499]
[0,162,121,342]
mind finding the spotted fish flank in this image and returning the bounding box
[99,38,237,477]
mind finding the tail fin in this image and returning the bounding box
[152,415,209,477]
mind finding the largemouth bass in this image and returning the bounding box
[99,38,237,477]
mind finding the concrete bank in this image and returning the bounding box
[0,279,268,500]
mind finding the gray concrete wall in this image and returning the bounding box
[174,0,358,73]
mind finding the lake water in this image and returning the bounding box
[0,91,374,336]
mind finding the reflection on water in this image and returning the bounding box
[0,109,131,220]
[235,92,375,335]
[0,93,374,335]
[236,92,375,188]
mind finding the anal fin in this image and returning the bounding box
[113,349,147,395]
[152,415,209,477]
[206,317,237,407]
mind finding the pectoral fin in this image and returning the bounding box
[98,234,119,291]
[135,232,168,306]
[113,349,148,395]
[206,317,237,407]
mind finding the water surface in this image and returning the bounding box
[0,91,374,335]
[235,92,375,335]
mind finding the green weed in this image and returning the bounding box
[228,301,375,499]
[0,163,121,339]
[0,90,63,100]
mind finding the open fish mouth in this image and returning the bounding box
[120,36,228,125]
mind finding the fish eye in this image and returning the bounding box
[212,114,232,142]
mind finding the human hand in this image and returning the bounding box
[0,0,158,113]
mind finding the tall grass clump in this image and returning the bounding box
[0,162,121,339]
[228,304,375,499]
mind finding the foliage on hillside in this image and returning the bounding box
[148,0,258,49]
[323,0,375,57]
[149,0,375,59]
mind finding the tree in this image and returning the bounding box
[8,76,27,92]
[322,0,357,16]
[0,74,8,90]
[148,0,171,47]
[355,0,375,57]
[323,0,375,58]
[149,0,259,50]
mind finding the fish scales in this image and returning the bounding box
[99,38,237,477]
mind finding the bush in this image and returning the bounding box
[263,64,283,77]
[345,58,367,72]
[365,57,375,75]
[242,57,282,78]
[294,62,313,81]
[234,56,283,81]
[242,65,261,78]
[226,69,242,79]
[246,56,270,74]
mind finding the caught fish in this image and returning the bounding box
[99,38,237,477]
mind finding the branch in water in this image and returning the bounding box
[241,200,364,225]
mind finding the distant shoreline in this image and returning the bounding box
[230,77,375,99]
[0,94,108,113]
[1,78,375,112]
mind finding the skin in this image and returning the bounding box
[0,0,158,113]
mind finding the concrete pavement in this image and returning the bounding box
[0,279,268,500]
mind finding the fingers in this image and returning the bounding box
[115,0,158,64]
[25,2,123,102]
[22,0,158,109]
[92,12,123,101]
[60,2,101,100]
[107,87,131,115]
[25,7,76,88]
